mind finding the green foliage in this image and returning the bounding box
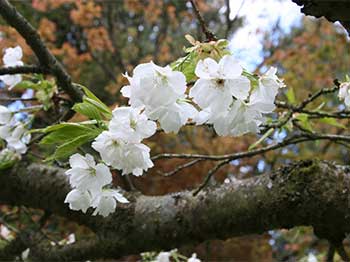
[171,52,197,82]
[286,87,296,104]
[294,113,313,132]
[171,36,231,82]
[249,128,274,150]
[35,122,103,161]
[73,84,112,120]
[318,117,346,129]
[0,149,20,170]
[17,77,57,110]
[46,133,98,161]
[40,124,101,145]
[243,70,259,90]
[32,86,111,161]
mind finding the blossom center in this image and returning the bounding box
[89,168,96,176]
[214,78,225,90]
[130,119,137,130]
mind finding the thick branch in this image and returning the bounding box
[1,160,350,260]
[292,0,350,35]
[0,0,82,102]
[0,65,48,75]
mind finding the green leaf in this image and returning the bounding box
[294,113,313,132]
[171,52,197,82]
[75,84,112,117]
[345,74,350,82]
[242,70,259,90]
[84,97,112,118]
[46,133,97,161]
[249,128,274,150]
[0,150,20,170]
[40,125,101,145]
[31,121,98,133]
[319,117,346,129]
[16,79,57,110]
[286,87,296,104]
[73,102,103,120]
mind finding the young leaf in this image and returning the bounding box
[249,128,274,150]
[73,102,103,120]
[84,97,112,118]
[294,113,313,132]
[171,52,197,82]
[286,87,296,104]
[46,133,97,161]
[32,121,98,133]
[319,117,346,129]
[40,125,101,145]
[75,84,112,116]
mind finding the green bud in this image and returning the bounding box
[0,149,21,170]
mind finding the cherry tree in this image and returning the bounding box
[0,0,350,261]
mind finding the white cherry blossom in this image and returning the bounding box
[190,55,250,116]
[0,105,13,124]
[250,67,284,108]
[121,62,194,132]
[3,46,23,66]
[92,131,127,168]
[91,189,129,217]
[64,189,92,213]
[6,125,29,154]
[92,131,153,176]
[0,123,30,154]
[188,253,201,262]
[212,100,264,137]
[65,153,112,192]
[156,252,171,262]
[260,67,285,91]
[109,106,156,142]
[338,81,350,107]
[121,62,186,111]
[0,46,23,88]
[118,142,153,176]
[148,99,198,133]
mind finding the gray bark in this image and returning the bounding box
[1,160,350,260]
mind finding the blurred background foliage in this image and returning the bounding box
[0,0,349,261]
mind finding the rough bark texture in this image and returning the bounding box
[1,160,350,260]
[292,0,350,34]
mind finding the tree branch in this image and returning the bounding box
[0,65,48,75]
[0,0,83,102]
[189,0,217,41]
[1,160,350,260]
[292,0,350,35]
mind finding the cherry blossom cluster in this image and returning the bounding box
[64,153,129,217]
[121,62,198,133]
[64,55,286,216]
[190,56,284,136]
[0,46,23,88]
[92,106,157,176]
[65,107,157,216]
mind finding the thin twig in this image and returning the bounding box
[189,0,217,41]
[0,97,37,102]
[152,133,350,161]
[193,159,230,196]
[162,159,202,177]
[0,0,83,102]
